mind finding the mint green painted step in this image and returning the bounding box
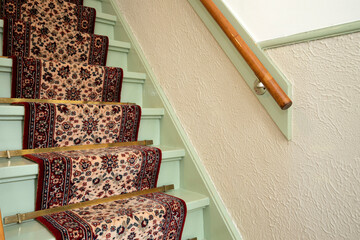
[0,145,184,217]
[3,188,209,240]
[0,57,145,105]
[107,39,130,69]
[0,105,164,149]
[138,108,164,145]
[94,12,117,39]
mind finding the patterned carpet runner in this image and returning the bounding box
[17,102,141,149]
[3,18,108,65]
[1,0,96,33]
[37,192,186,240]
[11,56,123,101]
[25,147,186,239]
[2,0,187,238]
[26,146,162,210]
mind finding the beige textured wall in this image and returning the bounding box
[116,1,360,239]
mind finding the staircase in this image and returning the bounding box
[0,0,213,239]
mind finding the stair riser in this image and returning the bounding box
[182,209,206,240]
[94,21,115,40]
[0,65,143,105]
[106,47,128,69]
[122,81,143,106]
[0,112,161,151]
[0,159,180,218]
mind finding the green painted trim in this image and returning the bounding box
[108,39,131,52]
[108,0,243,239]
[188,0,292,140]
[0,175,37,184]
[96,12,117,25]
[258,21,360,49]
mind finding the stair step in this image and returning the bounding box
[0,57,145,105]
[3,188,209,240]
[0,20,130,70]
[107,39,130,69]
[0,105,164,150]
[121,72,146,105]
[0,145,184,217]
[94,12,117,39]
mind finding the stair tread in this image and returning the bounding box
[167,188,210,211]
[3,188,209,240]
[0,19,129,49]
[0,56,145,82]
[0,145,185,180]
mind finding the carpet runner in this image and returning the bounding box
[25,146,162,210]
[37,192,186,240]
[0,0,96,33]
[2,0,187,238]
[11,56,123,101]
[25,146,186,239]
[17,102,141,149]
[3,18,108,65]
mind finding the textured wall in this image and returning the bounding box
[116,1,360,239]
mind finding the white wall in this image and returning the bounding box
[222,0,360,42]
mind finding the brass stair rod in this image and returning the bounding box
[0,210,5,240]
[4,184,175,225]
[0,140,153,159]
[0,97,135,106]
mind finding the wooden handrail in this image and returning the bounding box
[200,0,292,110]
[0,210,4,240]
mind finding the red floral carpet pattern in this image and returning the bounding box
[3,0,188,237]
[0,0,96,33]
[12,56,123,102]
[25,146,161,209]
[17,102,141,149]
[37,193,186,240]
[3,18,108,65]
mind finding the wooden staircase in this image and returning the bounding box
[0,0,241,239]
